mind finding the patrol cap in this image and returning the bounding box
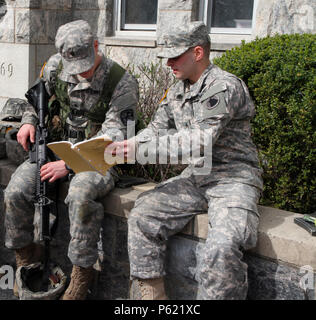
[0,98,28,127]
[55,20,95,75]
[157,21,210,59]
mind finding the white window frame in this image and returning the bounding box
[114,0,157,37]
[199,0,258,35]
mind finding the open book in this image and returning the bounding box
[47,135,115,176]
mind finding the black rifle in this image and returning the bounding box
[25,79,54,291]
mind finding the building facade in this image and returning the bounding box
[0,0,315,108]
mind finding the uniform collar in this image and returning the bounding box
[184,64,214,99]
[190,64,213,97]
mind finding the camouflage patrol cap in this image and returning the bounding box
[0,98,27,128]
[55,20,95,75]
[157,21,210,59]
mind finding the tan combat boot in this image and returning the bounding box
[61,265,94,300]
[14,242,44,297]
[130,278,168,300]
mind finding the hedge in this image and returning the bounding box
[213,33,315,214]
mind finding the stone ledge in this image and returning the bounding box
[104,37,157,48]
[0,158,315,271]
[97,184,316,270]
[209,34,254,51]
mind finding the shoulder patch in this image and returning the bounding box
[201,92,228,118]
[204,96,227,117]
[208,96,219,108]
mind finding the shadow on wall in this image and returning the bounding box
[0,0,6,21]
[0,0,11,43]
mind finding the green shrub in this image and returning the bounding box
[213,33,316,214]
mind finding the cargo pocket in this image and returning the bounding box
[226,199,260,251]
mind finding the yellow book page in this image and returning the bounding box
[47,141,95,174]
[72,136,114,176]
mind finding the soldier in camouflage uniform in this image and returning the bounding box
[3,20,139,300]
[108,22,263,300]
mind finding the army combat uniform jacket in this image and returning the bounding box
[21,53,139,144]
[135,64,263,191]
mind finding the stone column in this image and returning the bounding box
[0,0,34,107]
[0,0,73,109]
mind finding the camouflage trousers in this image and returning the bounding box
[4,159,115,268]
[128,177,261,300]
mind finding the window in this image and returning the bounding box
[115,0,158,35]
[199,0,258,34]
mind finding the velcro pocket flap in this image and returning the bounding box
[200,82,227,103]
[226,198,259,216]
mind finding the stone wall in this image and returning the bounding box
[1,181,315,300]
[0,1,69,107]
[254,0,315,37]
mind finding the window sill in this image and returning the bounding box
[104,34,254,51]
[104,36,157,48]
[210,33,255,51]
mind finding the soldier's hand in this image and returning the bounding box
[17,124,36,151]
[40,160,69,183]
[104,138,135,164]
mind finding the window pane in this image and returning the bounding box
[124,0,158,25]
[211,0,254,28]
